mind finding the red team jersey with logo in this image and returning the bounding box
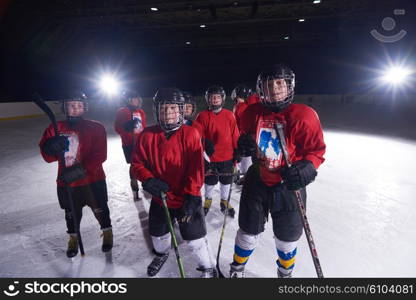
[131,125,204,209]
[39,119,107,187]
[114,106,147,146]
[239,103,326,187]
[193,109,240,162]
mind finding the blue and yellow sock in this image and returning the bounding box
[233,245,254,266]
[276,247,297,275]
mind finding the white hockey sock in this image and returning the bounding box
[233,229,260,265]
[186,237,216,269]
[204,184,216,199]
[240,156,252,174]
[151,232,171,254]
[220,183,231,200]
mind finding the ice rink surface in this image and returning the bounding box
[1,100,415,278]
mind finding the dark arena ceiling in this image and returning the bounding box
[0,0,414,99]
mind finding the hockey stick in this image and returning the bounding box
[215,167,237,278]
[131,132,140,201]
[33,93,85,257]
[274,123,324,278]
[160,192,186,278]
[205,171,246,177]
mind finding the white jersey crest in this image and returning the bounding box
[255,120,283,171]
[64,132,80,167]
[132,112,143,134]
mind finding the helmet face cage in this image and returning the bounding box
[122,90,143,108]
[184,101,197,120]
[205,87,226,110]
[61,92,88,116]
[154,101,185,132]
[123,90,142,108]
[127,96,142,108]
[256,67,295,111]
[183,92,196,120]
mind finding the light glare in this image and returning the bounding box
[381,67,412,85]
[100,75,120,95]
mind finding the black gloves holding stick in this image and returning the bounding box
[281,160,317,190]
[142,178,170,199]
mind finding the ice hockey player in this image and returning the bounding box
[231,85,252,185]
[114,90,147,200]
[183,91,197,125]
[229,64,326,278]
[131,88,217,278]
[193,85,240,218]
[39,91,113,258]
[183,91,215,162]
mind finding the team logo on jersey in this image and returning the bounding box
[64,132,80,167]
[132,112,143,134]
[256,120,283,171]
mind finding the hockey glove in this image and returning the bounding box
[59,164,86,184]
[43,135,69,156]
[204,139,215,157]
[233,149,242,163]
[237,134,257,157]
[180,194,202,223]
[281,160,317,190]
[123,119,138,132]
[142,178,170,199]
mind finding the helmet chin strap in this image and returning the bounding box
[162,123,182,140]
[209,100,223,112]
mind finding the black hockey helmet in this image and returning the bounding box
[231,85,251,103]
[153,88,185,132]
[61,90,88,115]
[256,64,295,112]
[205,85,226,111]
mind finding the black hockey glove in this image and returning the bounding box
[281,160,317,190]
[142,178,170,199]
[237,134,257,157]
[204,139,215,157]
[59,164,86,184]
[180,194,202,223]
[123,119,138,132]
[43,135,69,156]
[233,149,242,163]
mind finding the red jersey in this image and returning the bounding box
[114,106,147,146]
[131,125,204,209]
[240,103,325,187]
[247,93,261,105]
[233,102,249,131]
[39,119,107,187]
[193,109,239,162]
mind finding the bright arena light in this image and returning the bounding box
[100,75,120,95]
[380,66,412,85]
